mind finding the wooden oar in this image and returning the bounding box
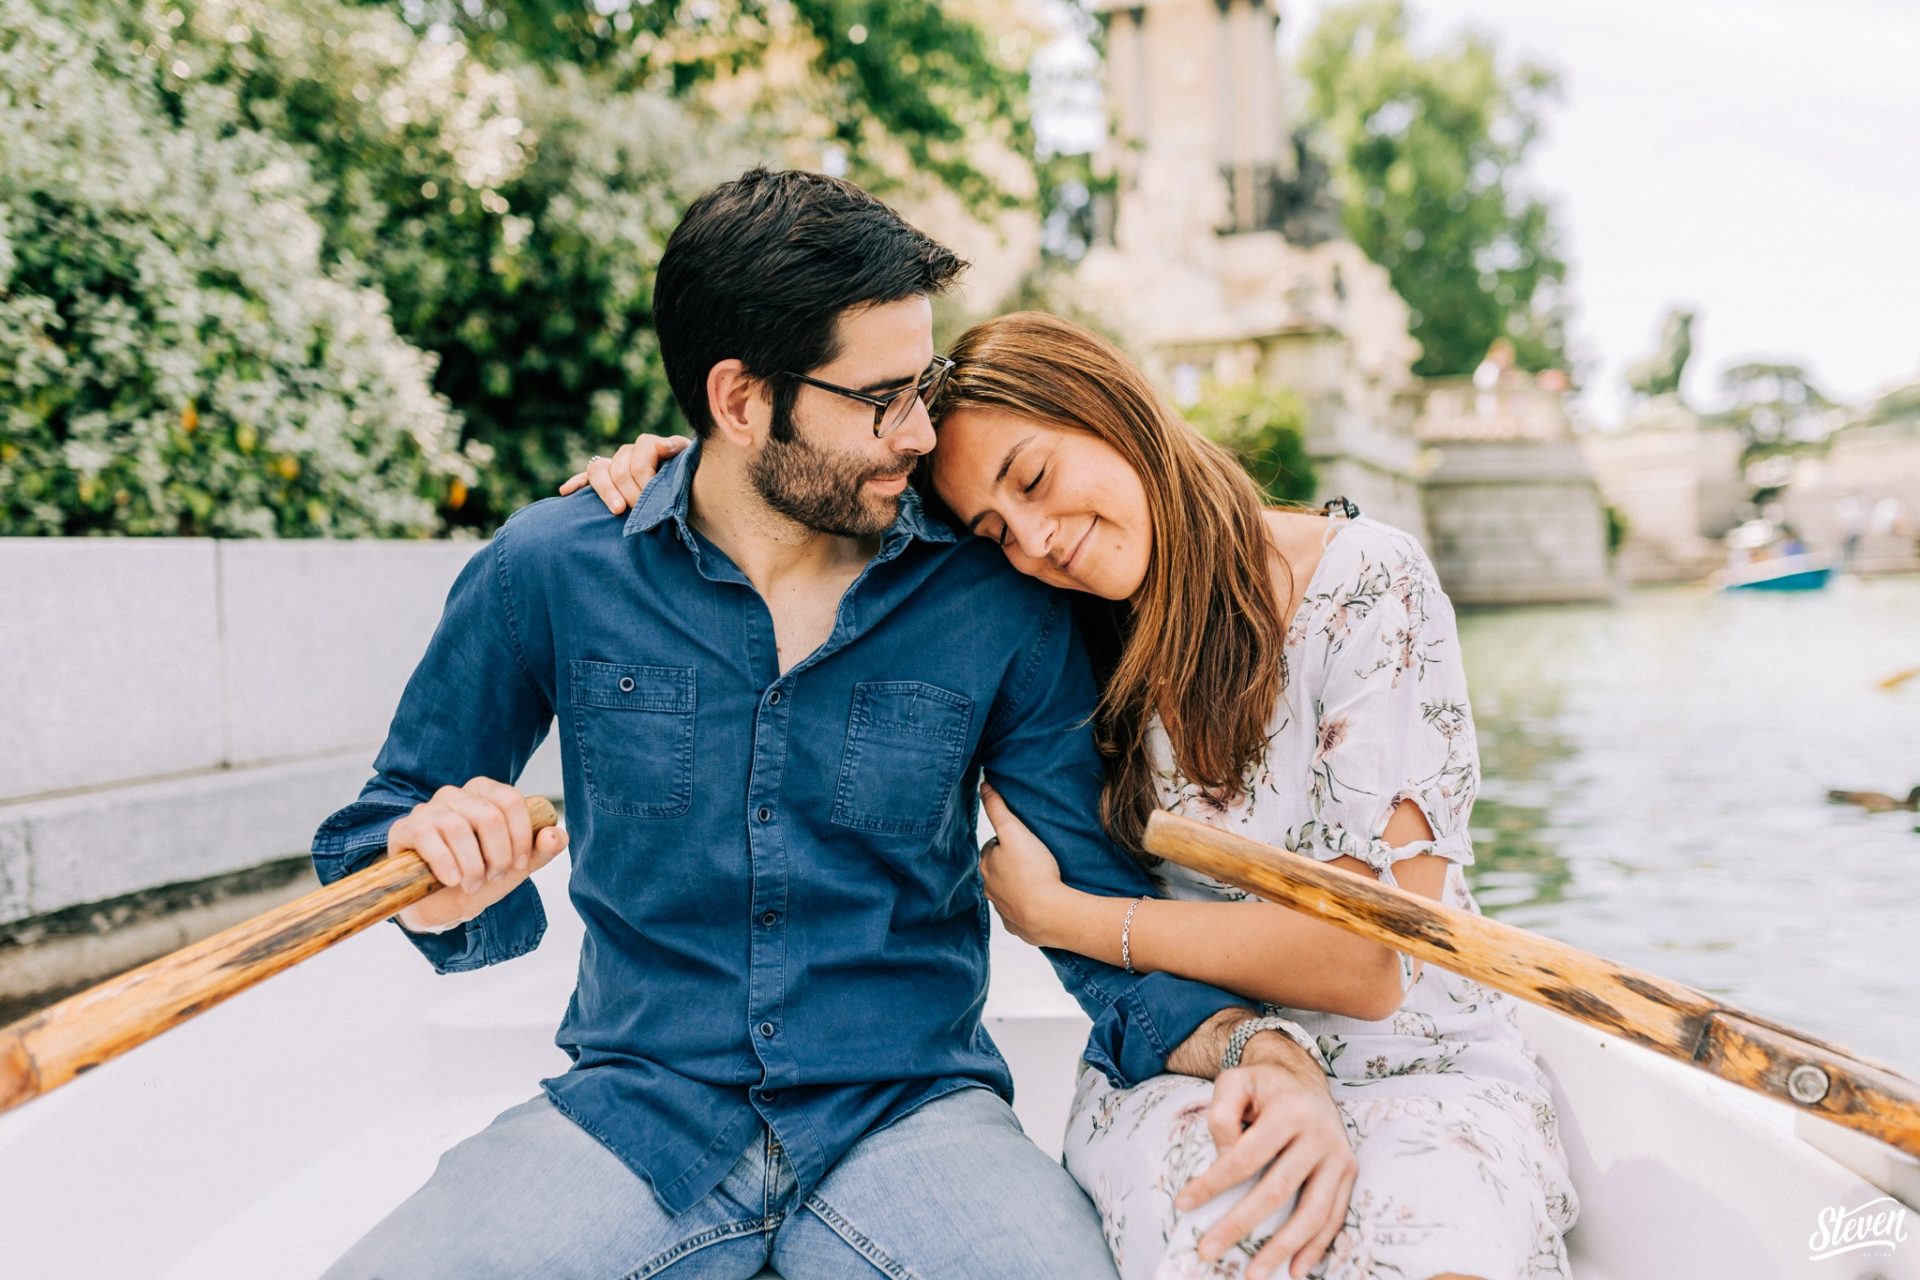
[1142,809,1920,1158]
[0,796,558,1115]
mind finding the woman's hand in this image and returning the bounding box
[978,780,1080,948]
[558,434,691,514]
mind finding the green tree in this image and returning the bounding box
[0,0,474,537]
[173,0,755,525]
[357,0,1040,215]
[1710,361,1838,458]
[1862,379,1920,427]
[7,0,1049,535]
[1183,382,1317,504]
[1298,0,1571,379]
[186,0,1041,525]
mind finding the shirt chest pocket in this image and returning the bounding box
[570,660,696,818]
[831,681,973,836]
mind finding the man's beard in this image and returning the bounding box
[748,414,914,539]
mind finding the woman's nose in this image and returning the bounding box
[1005,511,1054,562]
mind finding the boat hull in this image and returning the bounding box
[1715,555,1836,592]
[1,855,1914,1278]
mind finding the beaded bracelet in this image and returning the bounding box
[1120,897,1144,973]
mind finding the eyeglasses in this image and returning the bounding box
[778,354,955,439]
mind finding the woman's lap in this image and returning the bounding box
[1064,1067,1576,1280]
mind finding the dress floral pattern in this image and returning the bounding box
[1063,512,1580,1280]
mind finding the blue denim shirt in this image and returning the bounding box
[310,441,1244,1214]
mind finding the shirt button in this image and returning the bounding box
[618,676,635,693]
[756,806,772,823]
[767,690,782,706]
[758,1090,779,1104]
[759,1021,776,1038]
[761,911,778,927]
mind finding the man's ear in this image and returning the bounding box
[706,359,770,446]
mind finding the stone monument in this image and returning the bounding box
[1075,0,1428,537]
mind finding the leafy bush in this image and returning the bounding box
[1184,381,1318,504]
[186,0,755,525]
[0,0,476,536]
[155,0,748,525]
[3,0,1037,534]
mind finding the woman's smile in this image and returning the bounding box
[1058,517,1096,575]
[931,407,1152,602]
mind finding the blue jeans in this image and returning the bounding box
[322,1086,1118,1279]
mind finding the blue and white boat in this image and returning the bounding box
[1717,553,1836,592]
[1714,520,1837,591]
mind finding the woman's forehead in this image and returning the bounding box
[932,408,1038,491]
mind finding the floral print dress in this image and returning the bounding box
[1063,511,1580,1280]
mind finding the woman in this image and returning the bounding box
[561,312,1578,1280]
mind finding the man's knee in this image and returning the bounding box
[324,1095,682,1279]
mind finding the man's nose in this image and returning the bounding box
[888,395,937,456]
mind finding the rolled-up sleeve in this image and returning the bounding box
[309,528,555,973]
[978,593,1247,1086]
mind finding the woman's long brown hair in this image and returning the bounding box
[937,312,1292,857]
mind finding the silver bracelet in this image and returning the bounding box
[1222,1014,1325,1073]
[1120,897,1144,973]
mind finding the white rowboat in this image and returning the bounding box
[1,851,1914,1278]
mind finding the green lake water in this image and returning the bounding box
[1457,575,1918,1074]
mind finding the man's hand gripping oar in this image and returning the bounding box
[0,783,562,1114]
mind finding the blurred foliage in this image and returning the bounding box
[2,0,1042,535]
[1033,148,1113,265]
[1183,382,1317,505]
[1299,0,1572,379]
[1624,305,1695,404]
[1860,379,1920,428]
[1603,504,1628,556]
[353,0,1040,217]
[0,0,476,536]
[180,0,755,525]
[1708,361,1838,460]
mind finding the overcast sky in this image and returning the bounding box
[1040,0,1920,425]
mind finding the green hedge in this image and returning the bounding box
[0,0,474,536]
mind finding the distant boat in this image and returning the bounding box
[1713,519,1835,592]
[1715,553,1836,592]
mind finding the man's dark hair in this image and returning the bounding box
[654,168,967,440]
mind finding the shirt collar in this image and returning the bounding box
[890,479,957,546]
[623,436,699,537]
[623,436,957,547]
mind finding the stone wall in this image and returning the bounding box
[0,539,562,930]
[1421,441,1613,605]
[1781,420,1920,574]
[1412,372,1612,605]
[1579,413,1747,584]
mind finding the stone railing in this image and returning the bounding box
[0,538,562,932]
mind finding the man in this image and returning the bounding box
[312,169,1349,1279]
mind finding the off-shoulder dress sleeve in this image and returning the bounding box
[1301,531,1479,890]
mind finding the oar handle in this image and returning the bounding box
[1141,809,1920,1159]
[0,796,558,1115]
